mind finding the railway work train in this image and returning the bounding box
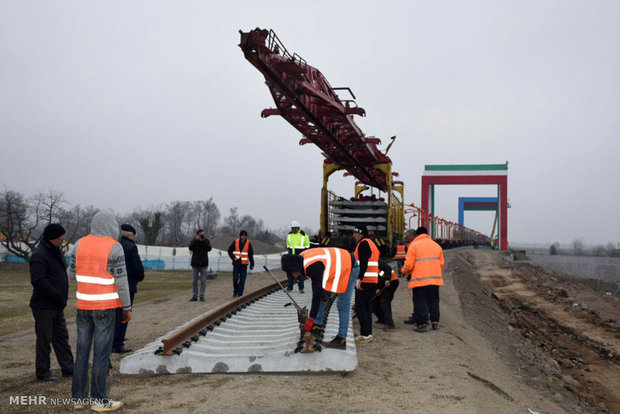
[239,28,490,255]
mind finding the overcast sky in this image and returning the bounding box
[1,0,619,245]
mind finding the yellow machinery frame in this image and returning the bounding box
[320,162,404,249]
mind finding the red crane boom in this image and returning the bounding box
[239,28,394,191]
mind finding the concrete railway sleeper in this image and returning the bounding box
[120,277,359,374]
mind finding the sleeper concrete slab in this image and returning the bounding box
[120,290,358,374]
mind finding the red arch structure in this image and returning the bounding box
[421,164,509,250]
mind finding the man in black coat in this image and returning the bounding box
[29,223,74,381]
[188,229,212,302]
[112,224,145,353]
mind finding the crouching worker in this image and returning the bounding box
[372,261,399,329]
[281,248,359,350]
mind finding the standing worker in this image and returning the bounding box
[401,229,418,325]
[400,226,445,333]
[112,224,144,354]
[188,229,212,302]
[372,261,399,329]
[352,225,380,344]
[281,247,359,350]
[227,230,254,297]
[29,223,74,382]
[285,220,310,293]
[68,210,131,411]
[393,240,407,276]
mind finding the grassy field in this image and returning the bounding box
[0,262,231,337]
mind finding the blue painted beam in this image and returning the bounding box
[458,197,498,226]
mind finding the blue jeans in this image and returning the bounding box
[315,262,359,338]
[72,309,116,401]
[232,264,248,296]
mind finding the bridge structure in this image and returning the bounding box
[422,164,508,250]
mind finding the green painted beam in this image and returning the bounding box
[424,164,508,171]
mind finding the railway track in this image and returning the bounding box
[120,278,358,374]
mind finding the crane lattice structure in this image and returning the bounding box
[239,28,404,246]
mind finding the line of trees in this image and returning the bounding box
[549,239,620,257]
[0,188,282,261]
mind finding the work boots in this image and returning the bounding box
[91,400,123,412]
[355,335,373,344]
[324,335,347,350]
[414,324,427,333]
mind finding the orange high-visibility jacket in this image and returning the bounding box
[354,238,380,283]
[75,235,122,310]
[394,244,407,260]
[233,238,251,265]
[401,234,444,289]
[300,248,352,294]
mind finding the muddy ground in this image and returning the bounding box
[0,249,618,413]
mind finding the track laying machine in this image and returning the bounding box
[239,28,403,255]
[239,28,488,255]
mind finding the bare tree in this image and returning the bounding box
[607,241,620,257]
[190,198,220,237]
[221,207,240,236]
[221,209,281,244]
[572,238,584,256]
[59,204,99,244]
[162,201,192,245]
[549,242,560,255]
[0,189,62,261]
[36,189,66,224]
[591,244,607,257]
[239,214,264,238]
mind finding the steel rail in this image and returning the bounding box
[159,279,287,356]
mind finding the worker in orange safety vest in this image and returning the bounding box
[393,241,407,276]
[227,230,254,297]
[353,225,380,344]
[281,247,359,350]
[67,210,132,411]
[400,226,444,333]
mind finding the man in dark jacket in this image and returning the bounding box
[112,224,145,353]
[188,229,212,302]
[372,261,399,329]
[29,223,74,381]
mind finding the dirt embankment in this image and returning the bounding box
[451,250,619,413]
[1,249,616,413]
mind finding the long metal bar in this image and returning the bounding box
[263,266,303,313]
[161,279,287,356]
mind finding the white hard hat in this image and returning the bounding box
[290,220,300,228]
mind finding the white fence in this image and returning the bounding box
[0,244,286,273]
[137,245,286,272]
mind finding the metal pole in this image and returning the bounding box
[262,266,303,313]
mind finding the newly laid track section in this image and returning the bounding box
[120,279,358,374]
[159,280,285,356]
